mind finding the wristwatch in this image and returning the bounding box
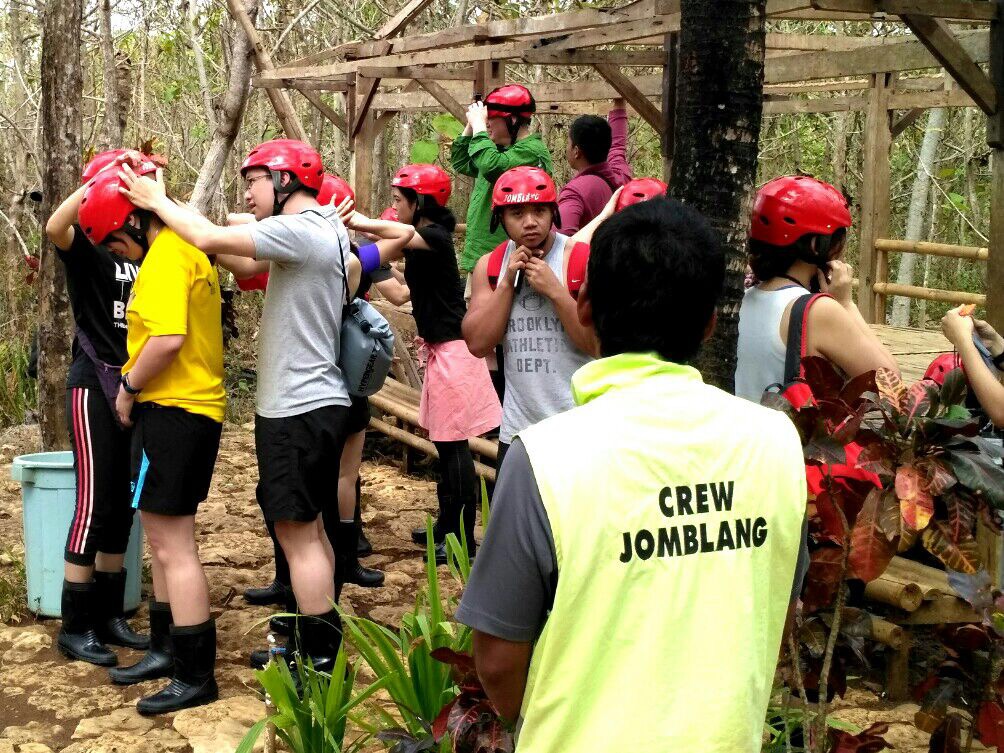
[120,373,142,395]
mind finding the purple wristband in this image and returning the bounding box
[358,243,381,274]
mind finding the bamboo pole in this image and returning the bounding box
[369,391,499,460]
[871,282,985,306]
[864,577,924,612]
[870,616,905,650]
[875,238,989,261]
[369,416,497,481]
[885,556,952,597]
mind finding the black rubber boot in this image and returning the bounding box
[57,580,118,667]
[268,587,298,638]
[109,600,173,685]
[137,619,218,716]
[93,570,149,650]
[412,483,447,546]
[426,497,476,566]
[243,578,288,606]
[354,480,372,556]
[337,522,384,588]
[293,609,342,674]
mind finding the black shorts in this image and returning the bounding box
[130,403,223,516]
[346,395,370,435]
[255,404,349,523]
[64,387,135,566]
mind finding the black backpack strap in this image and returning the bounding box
[783,293,819,385]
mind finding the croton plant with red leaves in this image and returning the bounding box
[764,358,1004,751]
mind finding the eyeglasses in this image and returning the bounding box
[245,174,271,191]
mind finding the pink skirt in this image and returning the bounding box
[418,338,501,442]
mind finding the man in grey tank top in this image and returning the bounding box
[463,166,594,467]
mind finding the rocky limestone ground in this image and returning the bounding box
[0,423,455,753]
[0,423,983,753]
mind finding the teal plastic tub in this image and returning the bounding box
[11,451,144,617]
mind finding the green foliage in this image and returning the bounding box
[344,517,473,741]
[237,645,390,753]
[431,116,463,141]
[410,141,440,165]
[0,339,37,429]
[0,549,27,625]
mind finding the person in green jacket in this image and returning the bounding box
[451,84,553,276]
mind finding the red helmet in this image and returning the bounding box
[491,166,557,209]
[485,84,535,121]
[615,178,668,211]
[78,160,158,246]
[241,139,324,193]
[316,173,354,206]
[923,353,964,386]
[379,206,399,222]
[392,164,452,206]
[751,175,852,247]
[81,149,131,183]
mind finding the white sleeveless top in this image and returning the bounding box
[498,233,593,443]
[735,285,809,402]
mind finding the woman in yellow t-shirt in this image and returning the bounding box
[77,166,225,716]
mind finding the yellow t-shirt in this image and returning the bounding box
[123,228,226,422]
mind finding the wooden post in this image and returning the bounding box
[857,72,894,324]
[886,628,912,701]
[662,31,678,183]
[350,110,377,214]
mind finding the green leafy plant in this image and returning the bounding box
[767,359,1004,750]
[237,644,390,753]
[410,140,440,165]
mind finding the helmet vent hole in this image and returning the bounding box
[783,217,797,225]
[302,162,311,168]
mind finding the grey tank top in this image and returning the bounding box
[499,233,593,443]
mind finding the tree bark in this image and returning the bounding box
[184,0,217,134]
[189,0,260,217]
[38,0,84,450]
[98,0,123,148]
[890,107,946,327]
[669,0,767,392]
[831,111,850,190]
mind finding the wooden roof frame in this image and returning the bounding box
[235,0,1004,334]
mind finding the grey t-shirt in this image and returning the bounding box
[456,439,810,643]
[250,207,351,418]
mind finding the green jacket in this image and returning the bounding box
[450,132,553,273]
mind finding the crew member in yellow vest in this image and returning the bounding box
[456,197,809,751]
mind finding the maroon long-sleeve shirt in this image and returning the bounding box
[556,108,633,234]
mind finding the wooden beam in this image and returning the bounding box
[522,49,668,66]
[857,73,894,323]
[352,76,382,138]
[811,0,999,21]
[297,89,347,133]
[225,0,307,141]
[253,78,349,92]
[594,63,665,134]
[526,15,678,53]
[888,87,976,107]
[765,29,990,83]
[891,106,925,136]
[415,79,467,121]
[373,0,436,39]
[357,65,477,81]
[350,113,377,213]
[901,15,997,115]
[989,0,1003,147]
[350,0,671,60]
[763,94,868,114]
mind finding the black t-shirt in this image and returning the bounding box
[403,225,465,343]
[57,228,138,388]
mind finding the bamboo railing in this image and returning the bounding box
[871,238,987,315]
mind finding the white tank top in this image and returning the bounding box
[735,285,809,402]
[499,233,593,443]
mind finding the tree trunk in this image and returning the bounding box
[38,0,84,450]
[184,0,217,133]
[98,0,123,148]
[670,0,767,392]
[890,107,946,327]
[831,111,850,190]
[189,0,260,217]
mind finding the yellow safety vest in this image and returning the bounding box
[516,352,806,752]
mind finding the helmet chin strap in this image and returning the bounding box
[270,170,304,216]
[121,212,151,252]
[797,233,833,269]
